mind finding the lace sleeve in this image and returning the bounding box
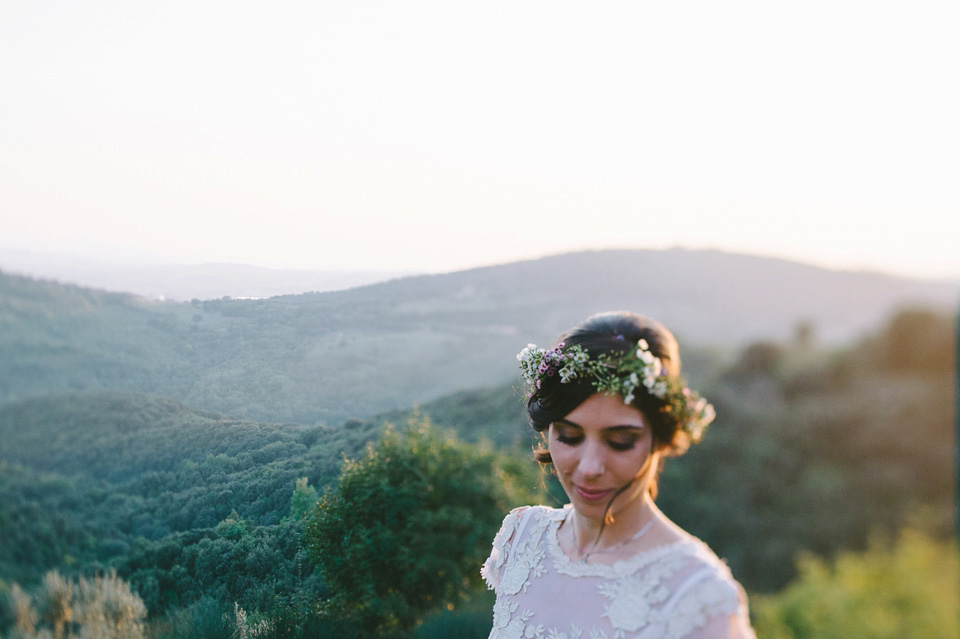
[661,569,756,639]
[480,506,529,591]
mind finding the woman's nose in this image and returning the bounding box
[578,441,605,477]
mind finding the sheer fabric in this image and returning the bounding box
[482,506,756,639]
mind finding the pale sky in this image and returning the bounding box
[2,1,958,279]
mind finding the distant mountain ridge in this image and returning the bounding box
[315,248,957,343]
[0,248,955,425]
[0,247,413,300]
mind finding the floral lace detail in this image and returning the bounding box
[660,575,740,639]
[492,617,601,639]
[484,506,751,639]
[597,558,683,633]
[501,537,547,595]
[483,507,549,596]
[483,507,526,590]
[490,598,536,639]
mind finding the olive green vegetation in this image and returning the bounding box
[0,262,956,637]
[657,308,957,593]
[752,529,959,639]
[304,424,540,637]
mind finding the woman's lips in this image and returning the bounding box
[575,485,613,502]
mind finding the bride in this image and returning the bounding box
[483,311,755,639]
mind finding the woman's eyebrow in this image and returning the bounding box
[605,425,645,433]
[554,419,643,432]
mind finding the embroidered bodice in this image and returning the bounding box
[481,506,756,639]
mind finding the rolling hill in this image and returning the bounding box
[1,248,954,425]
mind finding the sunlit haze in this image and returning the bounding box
[2,1,958,280]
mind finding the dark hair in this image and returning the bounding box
[526,311,690,498]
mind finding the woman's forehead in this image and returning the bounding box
[560,393,649,429]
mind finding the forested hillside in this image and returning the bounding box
[0,394,383,586]
[0,252,956,637]
[2,304,954,594]
[1,249,954,425]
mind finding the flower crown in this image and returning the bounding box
[517,339,716,441]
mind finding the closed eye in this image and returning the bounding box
[555,432,637,451]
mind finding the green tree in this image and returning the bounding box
[303,421,533,637]
[215,510,248,540]
[752,529,959,639]
[288,478,319,521]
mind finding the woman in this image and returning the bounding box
[482,311,755,639]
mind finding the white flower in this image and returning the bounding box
[702,403,716,423]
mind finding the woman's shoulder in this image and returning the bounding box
[504,503,566,518]
[493,504,564,533]
[651,532,741,588]
[682,535,739,577]
[657,536,755,638]
[482,505,559,590]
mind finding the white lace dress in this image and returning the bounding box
[481,506,756,639]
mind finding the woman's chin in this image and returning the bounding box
[568,488,649,522]
[568,497,609,520]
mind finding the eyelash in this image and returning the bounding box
[555,434,637,451]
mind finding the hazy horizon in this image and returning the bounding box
[4,243,959,284]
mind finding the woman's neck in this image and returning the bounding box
[571,495,659,555]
